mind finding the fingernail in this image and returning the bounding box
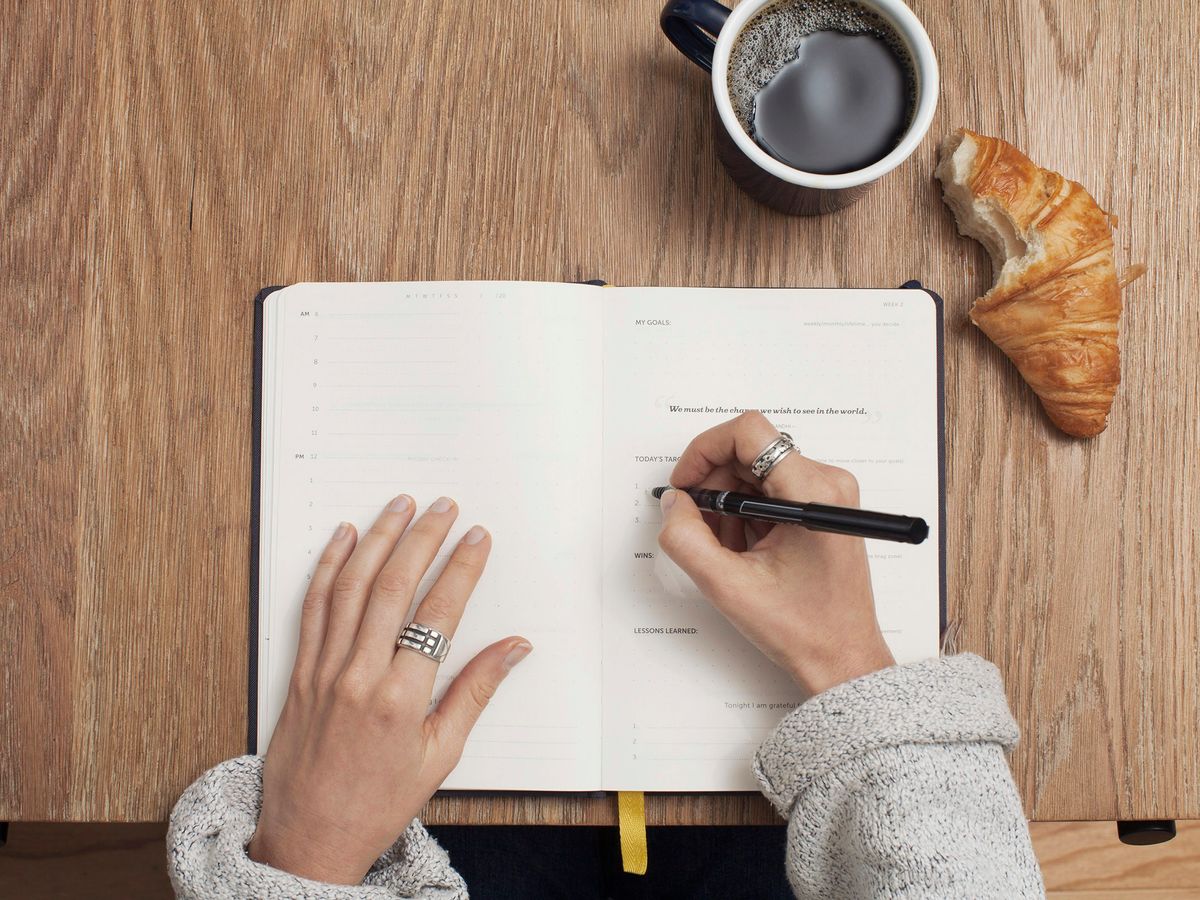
[333,521,351,540]
[659,489,677,513]
[387,495,411,513]
[463,525,487,545]
[503,641,532,671]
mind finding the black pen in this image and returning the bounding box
[650,487,928,545]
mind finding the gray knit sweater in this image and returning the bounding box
[168,654,1044,898]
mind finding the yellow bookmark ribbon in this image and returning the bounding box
[617,790,648,875]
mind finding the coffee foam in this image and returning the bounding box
[728,0,917,142]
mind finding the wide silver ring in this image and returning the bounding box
[750,432,797,481]
[396,622,451,663]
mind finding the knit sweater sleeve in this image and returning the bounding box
[754,653,1045,899]
[167,755,467,899]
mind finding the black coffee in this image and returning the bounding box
[728,0,916,175]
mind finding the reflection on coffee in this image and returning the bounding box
[728,0,916,174]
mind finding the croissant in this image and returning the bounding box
[935,128,1121,438]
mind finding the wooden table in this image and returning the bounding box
[3,0,1196,825]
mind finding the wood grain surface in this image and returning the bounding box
[1030,821,1200,895]
[1,0,1196,823]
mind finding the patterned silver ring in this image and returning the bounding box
[396,622,451,663]
[750,432,798,481]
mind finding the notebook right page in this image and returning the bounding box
[600,287,941,791]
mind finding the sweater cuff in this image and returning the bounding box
[753,653,1019,815]
[168,755,466,898]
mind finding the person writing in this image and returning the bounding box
[167,412,1045,898]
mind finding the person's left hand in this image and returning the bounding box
[247,494,531,885]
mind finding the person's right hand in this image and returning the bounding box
[658,412,896,696]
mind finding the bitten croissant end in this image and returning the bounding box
[935,129,1122,438]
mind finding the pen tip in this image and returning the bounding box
[650,486,667,499]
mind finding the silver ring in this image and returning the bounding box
[750,432,798,481]
[396,622,451,663]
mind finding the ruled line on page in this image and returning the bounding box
[326,404,536,411]
[468,740,578,746]
[324,313,460,318]
[475,724,580,730]
[633,740,762,746]
[460,754,577,761]
[319,503,417,510]
[637,725,773,731]
[325,432,460,436]
[314,479,460,485]
[320,454,464,460]
[323,386,459,391]
[321,360,455,364]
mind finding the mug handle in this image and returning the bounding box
[660,0,731,73]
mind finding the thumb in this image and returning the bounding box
[657,489,739,592]
[428,637,531,757]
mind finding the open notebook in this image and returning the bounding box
[252,281,944,792]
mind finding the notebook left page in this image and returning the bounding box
[258,282,604,790]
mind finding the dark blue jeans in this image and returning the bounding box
[427,826,792,899]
